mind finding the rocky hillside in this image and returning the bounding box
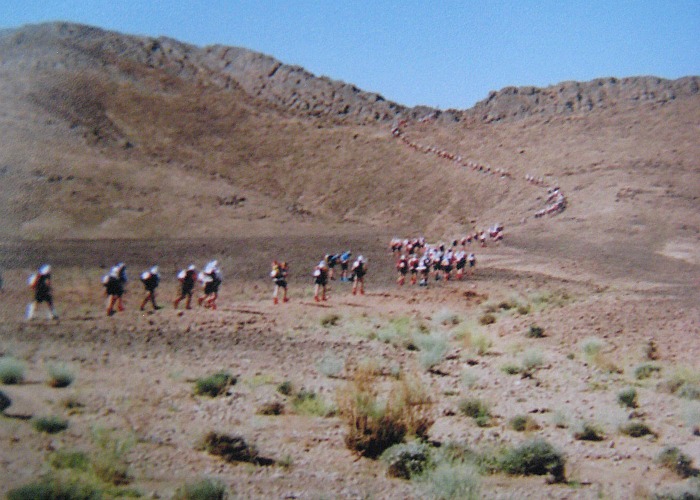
[0,22,698,254]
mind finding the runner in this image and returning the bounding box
[26,264,58,320]
[139,266,161,311]
[271,261,289,304]
[339,250,352,281]
[198,260,222,309]
[174,264,197,310]
[396,254,408,286]
[103,263,127,316]
[313,260,329,302]
[351,255,367,295]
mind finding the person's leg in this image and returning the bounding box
[273,284,279,304]
[26,301,36,320]
[282,286,288,302]
[141,292,150,311]
[185,292,192,309]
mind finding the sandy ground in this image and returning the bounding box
[0,234,698,499]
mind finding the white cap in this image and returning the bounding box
[188,264,196,271]
[102,275,110,284]
[109,266,120,278]
[141,271,151,280]
[150,266,158,275]
[39,264,51,275]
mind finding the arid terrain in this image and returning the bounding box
[0,22,699,499]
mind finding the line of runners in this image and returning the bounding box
[22,253,371,320]
[392,118,567,218]
[390,236,479,286]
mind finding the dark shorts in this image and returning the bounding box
[204,282,219,295]
[341,262,349,271]
[181,283,194,296]
[35,291,52,303]
[274,279,287,288]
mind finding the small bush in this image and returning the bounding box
[320,313,340,327]
[337,367,433,459]
[91,428,134,486]
[501,363,521,375]
[49,449,90,471]
[497,439,566,483]
[0,389,11,412]
[47,363,75,388]
[498,300,516,311]
[652,478,700,500]
[581,337,604,357]
[381,441,432,479]
[573,421,606,441]
[7,474,102,500]
[422,460,481,499]
[619,421,655,438]
[316,352,344,378]
[479,313,496,325]
[256,401,284,415]
[277,380,293,396]
[521,349,545,372]
[292,389,335,417]
[634,362,661,380]
[517,305,531,315]
[434,308,461,327]
[458,398,491,427]
[617,387,638,408]
[32,415,69,434]
[201,432,261,464]
[526,325,545,338]
[656,446,697,478]
[194,372,236,397]
[174,478,228,500]
[678,383,700,401]
[470,333,492,356]
[415,333,448,371]
[682,402,700,436]
[0,356,25,384]
[509,415,540,432]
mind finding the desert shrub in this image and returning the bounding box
[173,478,228,500]
[0,356,25,384]
[581,337,604,357]
[320,313,340,327]
[91,428,134,486]
[656,446,697,478]
[291,389,335,417]
[201,432,266,465]
[434,308,461,327]
[501,363,521,375]
[460,371,479,389]
[194,372,236,397]
[550,411,569,429]
[32,415,69,434]
[509,415,540,432]
[256,401,284,415]
[659,369,700,398]
[635,362,661,380]
[652,479,700,500]
[498,300,517,311]
[619,421,655,438]
[316,352,344,378]
[277,380,293,396]
[517,304,531,315]
[381,441,432,479]
[47,363,75,388]
[421,460,481,499]
[458,398,491,427]
[337,367,432,459]
[526,325,545,338]
[678,383,700,401]
[49,449,90,471]
[0,389,11,412]
[479,313,496,325]
[573,421,606,441]
[415,333,448,371]
[7,474,103,500]
[682,402,700,436]
[617,387,638,408]
[521,349,545,372]
[497,439,566,483]
[470,332,492,356]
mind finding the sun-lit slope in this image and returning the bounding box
[0,22,698,252]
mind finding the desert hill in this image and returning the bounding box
[0,22,698,279]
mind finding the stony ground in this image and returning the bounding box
[0,235,698,499]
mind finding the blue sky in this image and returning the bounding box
[2,1,698,109]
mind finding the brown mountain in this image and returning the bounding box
[0,22,698,276]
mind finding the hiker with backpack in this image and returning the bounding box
[139,266,161,311]
[351,255,367,296]
[174,264,197,310]
[27,264,58,320]
[103,263,127,316]
[313,260,329,302]
[271,261,289,304]
[198,260,222,310]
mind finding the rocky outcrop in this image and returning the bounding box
[1,22,698,125]
[466,76,700,122]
